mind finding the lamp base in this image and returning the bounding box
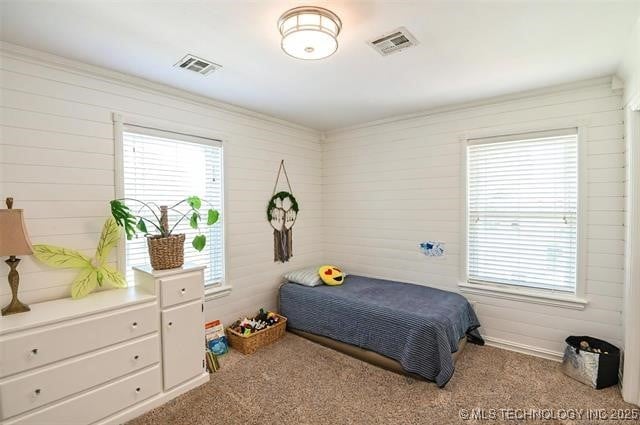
[2,257,30,316]
[1,298,30,316]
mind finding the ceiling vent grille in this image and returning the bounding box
[368,27,418,56]
[174,54,221,75]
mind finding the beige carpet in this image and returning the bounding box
[129,333,634,424]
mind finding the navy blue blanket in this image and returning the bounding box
[279,275,483,387]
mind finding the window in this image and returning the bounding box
[466,129,578,293]
[122,125,224,286]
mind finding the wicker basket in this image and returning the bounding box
[226,314,287,354]
[146,234,185,270]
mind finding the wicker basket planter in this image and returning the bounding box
[226,314,287,354]
[146,233,185,270]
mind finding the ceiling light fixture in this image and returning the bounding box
[278,6,342,60]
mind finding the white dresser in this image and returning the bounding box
[0,265,209,425]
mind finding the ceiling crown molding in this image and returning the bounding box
[326,75,615,135]
[0,41,321,136]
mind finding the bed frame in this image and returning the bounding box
[288,328,466,380]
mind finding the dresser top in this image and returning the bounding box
[133,263,206,278]
[0,287,156,336]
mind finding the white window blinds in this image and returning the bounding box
[122,125,224,286]
[467,129,578,293]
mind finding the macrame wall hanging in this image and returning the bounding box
[267,160,299,263]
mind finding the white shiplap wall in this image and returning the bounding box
[323,77,625,358]
[0,42,627,360]
[0,43,322,325]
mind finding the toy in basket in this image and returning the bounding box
[226,309,287,354]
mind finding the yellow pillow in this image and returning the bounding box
[318,265,345,286]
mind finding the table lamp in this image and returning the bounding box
[0,197,33,316]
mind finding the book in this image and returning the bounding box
[205,349,220,373]
[205,319,229,356]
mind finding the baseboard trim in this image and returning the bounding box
[484,336,564,362]
[96,372,210,425]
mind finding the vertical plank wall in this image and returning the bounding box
[0,44,322,325]
[323,77,625,357]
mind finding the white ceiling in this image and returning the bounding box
[2,0,639,130]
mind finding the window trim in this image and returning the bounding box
[458,122,589,310]
[112,113,230,294]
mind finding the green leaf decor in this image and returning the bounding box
[33,217,127,299]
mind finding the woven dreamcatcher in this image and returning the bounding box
[267,160,299,263]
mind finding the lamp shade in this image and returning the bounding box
[0,207,33,256]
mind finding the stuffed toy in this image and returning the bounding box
[318,265,345,286]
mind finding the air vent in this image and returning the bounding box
[368,27,418,56]
[174,54,221,76]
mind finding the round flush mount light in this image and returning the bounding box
[278,6,342,60]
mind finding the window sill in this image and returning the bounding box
[458,282,588,310]
[204,285,232,301]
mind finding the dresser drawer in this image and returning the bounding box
[0,333,160,419]
[160,271,203,308]
[0,303,157,377]
[5,365,161,425]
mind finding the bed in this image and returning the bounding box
[279,275,484,387]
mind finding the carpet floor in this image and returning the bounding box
[129,333,634,424]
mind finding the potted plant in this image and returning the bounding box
[110,196,219,270]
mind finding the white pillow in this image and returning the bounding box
[284,266,323,287]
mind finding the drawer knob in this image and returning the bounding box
[136,387,141,393]
[168,321,173,327]
[131,322,138,328]
[134,355,140,360]
[31,348,39,356]
[34,389,41,396]
[181,288,186,294]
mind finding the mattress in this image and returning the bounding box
[279,275,484,387]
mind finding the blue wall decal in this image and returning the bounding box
[419,241,445,257]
